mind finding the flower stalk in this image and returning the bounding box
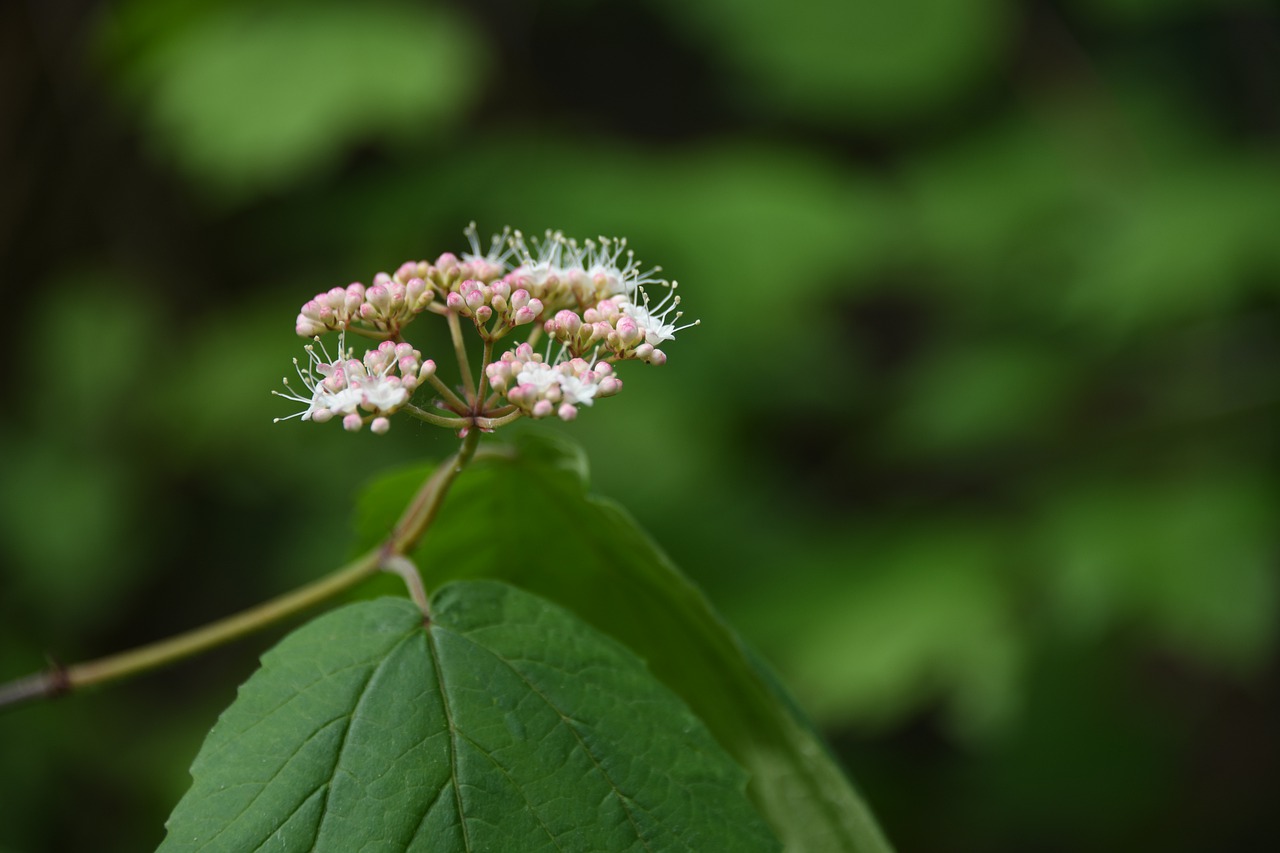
[0,435,483,713]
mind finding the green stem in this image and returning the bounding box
[381,555,431,619]
[388,429,479,553]
[447,311,476,403]
[403,403,470,430]
[474,409,524,431]
[424,372,469,413]
[475,337,494,407]
[71,553,382,691]
[346,326,392,341]
[0,434,482,713]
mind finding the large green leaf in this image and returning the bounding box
[353,433,893,852]
[161,582,777,851]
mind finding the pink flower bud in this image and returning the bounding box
[533,400,554,418]
[367,285,391,314]
[616,317,644,348]
[557,403,578,421]
[370,416,391,434]
[296,315,325,336]
[553,309,580,336]
[406,277,429,307]
[509,384,533,407]
[342,413,363,431]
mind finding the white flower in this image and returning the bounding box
[353,374,409,411]
[516,362,562,395]
[557,372,598,406]
[494,345,621,421]
[510,230,667,306]
[274,336,354,423]
[622,284,698,346]
[273,335,433,433]
[461,222,516,281]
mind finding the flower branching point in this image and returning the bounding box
[274,225,697,435]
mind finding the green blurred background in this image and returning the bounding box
[2,0,1279,849]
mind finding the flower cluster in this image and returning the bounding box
[445,278,544,339]
[485,343,622,421]
[293,224,511,340]
[542,283,693,365]
[275,224,696,435]
[274,337,434,434]
[506,231,665,309]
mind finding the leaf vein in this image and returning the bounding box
[446,628,655,852]
[311,632,418,845]
[194,713,348,851]
[425,629,473,852]
[455,728,568,852]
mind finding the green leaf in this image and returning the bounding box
[161,582,777,851]
[353,433,894,852]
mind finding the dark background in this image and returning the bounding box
[2,0,1279,850]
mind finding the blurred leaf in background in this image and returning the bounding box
[650,0,1015,125]
[97,0,485,201]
